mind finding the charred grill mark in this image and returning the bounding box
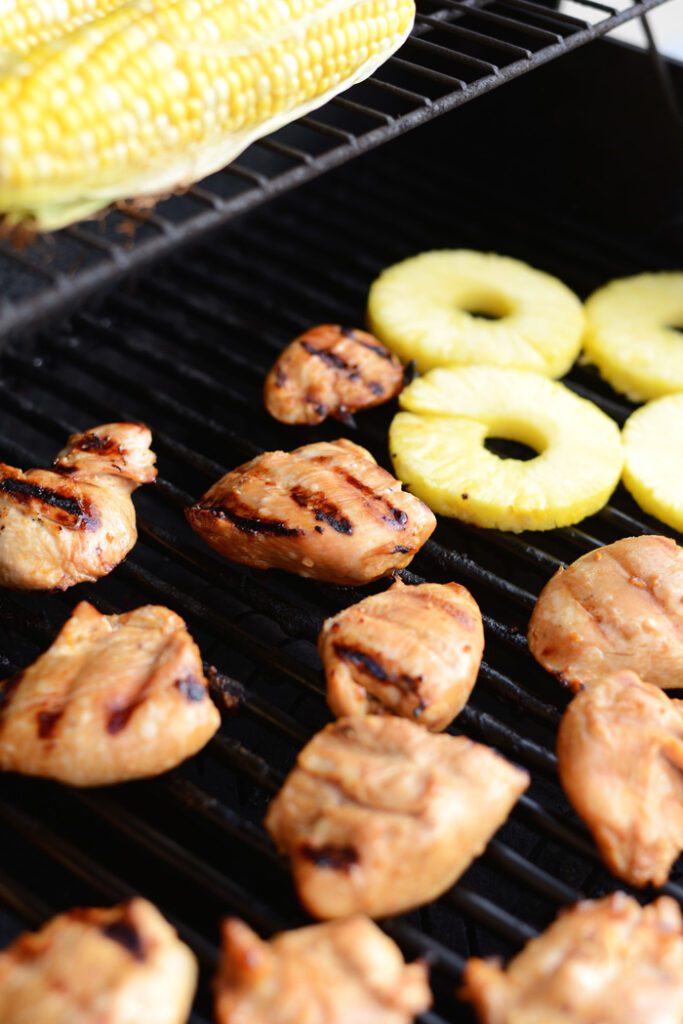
[0,477,99,530]
[419,594,477,629]
[107,699,144,735]
[37,708,64,739]
[102,919,146,960]
[367,381,384,397]
[353,334,394,361]
[392,545,412,554]
[299,843,358,871]
[336,470,409,530]
[334,644,389,681]
[274,366,288,388]
[199,499,302,538]
[300,340,350,371]
[337,471,375,497]
[0,478,81,516]
[333,643,421,694]
[0,671,23,720]
[305,396,327,419]
[72,433,122,456]
[50,465,77,476]
[290,485,353,535]
[386,507,408,528]
[176,675,206,702]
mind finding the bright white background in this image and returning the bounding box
[610,0,683,60]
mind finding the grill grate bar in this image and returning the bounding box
[0,867,53,927]
[415,12,526,58]
[497,0,594,27]
[428,0,564,40]
[0,796,218,969]
[447,888,537,945]
[73,791,285,934]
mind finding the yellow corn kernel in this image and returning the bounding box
[0,0,127,54]
[0,0,415,230]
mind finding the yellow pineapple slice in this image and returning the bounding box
[390,366,623,532]
[623,394,683,532]
[367,250,584,376]
[583,272,683,402]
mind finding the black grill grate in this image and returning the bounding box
[0,0,673,342]
[1,41,683,1024]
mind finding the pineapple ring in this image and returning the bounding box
[623,395,683,532]
[367,250,584,377]
[390,366,623,532]
[583,272,683,401]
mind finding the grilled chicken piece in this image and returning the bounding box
[558,670,683,887]
[264,716,529,919]
[528,535,683,690]
[319,577,484,731]
[461,892,683,1024]
[0,601,220,786]
[264,324,406,426]
[0,898,197,1024]
[0,422,156,590]
[186,439,436,586]
[215,916,431,1024]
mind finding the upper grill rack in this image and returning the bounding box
[1,80,682,1023]
[0,0,671,342]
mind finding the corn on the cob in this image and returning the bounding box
[0,0,415,230]
[0,0,124,54]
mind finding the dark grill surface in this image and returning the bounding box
[0,0,672,341]
[0,41,682,1024]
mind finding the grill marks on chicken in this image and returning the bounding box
[0,898,197,1024]
[0,474,99,529]
[558,670,683,887]
[528,535,683,690]
[0,601,220,786]
[0,422,156,590]
[320,578,484,731]
[186,439,435,585]
[264,716,529,919]
[214,916,431,1024]
[264,325,405,426]
[461,893,683,1024]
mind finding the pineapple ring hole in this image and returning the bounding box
[457,290,514,322]
[485,437,539,461]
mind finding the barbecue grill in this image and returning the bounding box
[0,8,682,1023]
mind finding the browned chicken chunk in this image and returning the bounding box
[214,916,431,1024]
[0,601,220,786]
[0,897,197,1024]
[264,324,405,426]
[461,892,683,1024]
[264,716,529,919]
[558,670,683,887]
[528,535,683,690]
[0,422,156,590]
[186,439,436,586]
[320,578,484,731]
